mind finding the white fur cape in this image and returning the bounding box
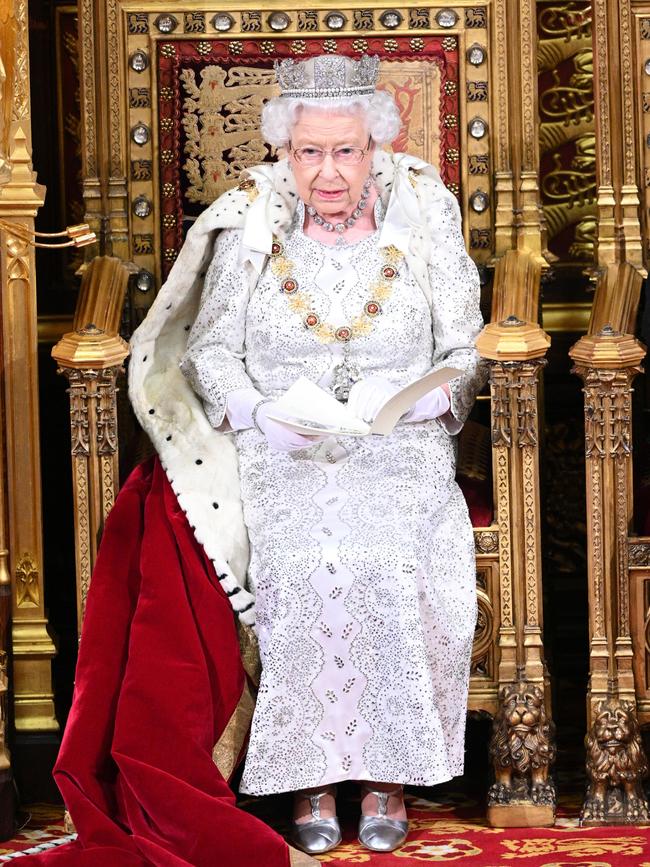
[128,150,458,627]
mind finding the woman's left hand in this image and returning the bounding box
[347,375,400,423]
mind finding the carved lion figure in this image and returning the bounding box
[488,680,556,806]
[581,697,649,824]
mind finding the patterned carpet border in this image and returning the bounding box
[0,805,71,859]
[0,835,76,861]
[242,788,650,865]
[6,794,650,864]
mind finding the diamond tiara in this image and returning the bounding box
[274,54,379,100]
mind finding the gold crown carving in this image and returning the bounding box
[274,54,379,99]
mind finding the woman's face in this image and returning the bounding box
[287,109,375,220]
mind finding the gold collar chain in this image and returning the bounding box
[269,239,404,345]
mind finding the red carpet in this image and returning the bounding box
[241,785,650,865]
[0,805,73,859]
[7,792,650,865]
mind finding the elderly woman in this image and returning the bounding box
[131,53,485,856]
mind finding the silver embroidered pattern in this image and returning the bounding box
[182,175,487,795]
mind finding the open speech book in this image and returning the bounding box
[265,367,463,437]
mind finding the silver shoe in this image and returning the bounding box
[291,787,342,855]
[358,786,408,852]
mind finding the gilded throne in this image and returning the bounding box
[55,0,552,824]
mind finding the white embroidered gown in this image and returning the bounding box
[181,198,485,796]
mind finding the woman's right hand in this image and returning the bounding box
[225,387,324,451]
[255,401,324,452]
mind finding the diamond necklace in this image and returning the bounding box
[306,177,372,235]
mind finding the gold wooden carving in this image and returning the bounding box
[487,680,556,827]
[0,557,10,784]
[637,7,650,267]
[0,484,10,791]
[589,261,644,337]
[475,530,498,555]
[73,1,546,288]
[0,571,10,835]
[472,566,496,681]
[476,250,554,826]
[490,248,541,325]
[570,353,643,705]
[73,254,130,334]
[0,1,17,784]
[570,262,649,825]
[0,0,57,733]
[592,1,644,270]
[629,541,650,569]
[53,257,130,630]
[468,248,547,717]
[15,553,39,607]
[630,540,650,723]
[581,697,649,825]
[538,3,595,264]
[56,362,126,625]
[492,0,544,259]
[0,0,18,184]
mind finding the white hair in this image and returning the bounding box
[261,90,401,148]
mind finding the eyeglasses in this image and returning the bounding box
[290,137,372,166]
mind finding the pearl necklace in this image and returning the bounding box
[306,178,372,234]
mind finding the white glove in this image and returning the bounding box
[346,377,452,425]
[403,385,451,423]
[347,375,400,423]
[226,387,324,452]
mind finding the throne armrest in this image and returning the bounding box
[588,262,644,337]
[51,256,131,632]
[490,248,542,326]
[477,249,549,363]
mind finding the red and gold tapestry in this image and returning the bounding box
[157,37,460,277]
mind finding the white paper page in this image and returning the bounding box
[266,367,464,437]
[370,366,463,435]
[267,377,371,436]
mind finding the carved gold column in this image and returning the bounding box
[570,320,650,824]
[592,0,619,266]
[0,0,57,733]
[513,0,543,258]
[0,13,15,829]
[78,0,129,259]
[477,252,554,826]
[492,1,543,258]
[592,0,644,269]
[478,319,550,693]
[492,0,515,255]
[52,257,129,629]
[0,1,15,186]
